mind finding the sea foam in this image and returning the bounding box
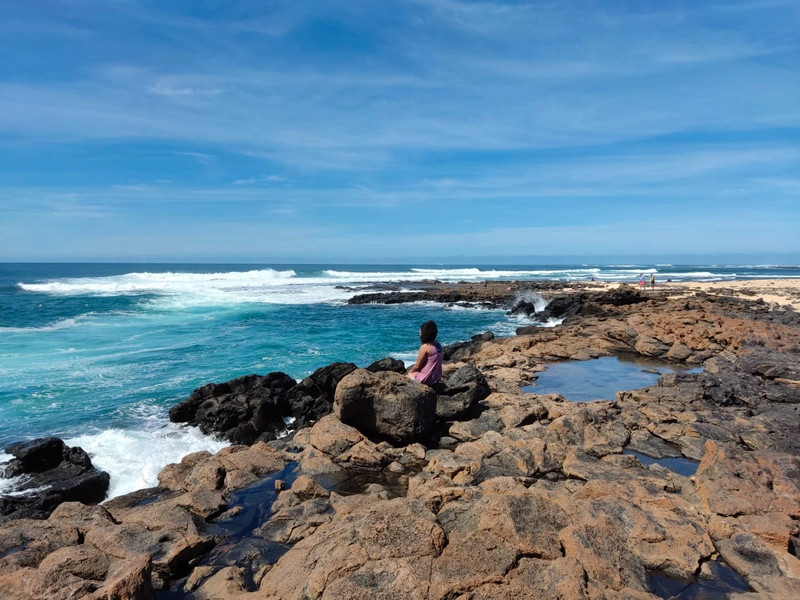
[67,422,227,500]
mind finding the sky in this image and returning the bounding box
[0,0,798,263]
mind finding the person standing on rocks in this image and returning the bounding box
[408,320,443,386]
[650,273,655,290]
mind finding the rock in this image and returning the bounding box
[716,532,783,588]
[91,555,156,600]
[169,372,296,443]
[633,336,669,357]
[366,357,407,374]
[186,565,248,599]
[0,438,110,522]
[290,475,329,501]
[3,438,70,475]
[429,529,517,599]
[308,414,365,457]
[287,362,358,429]
[694,441,800,518]
[334,369,436,445]
[258,498,445,599]
[471,331,495,342]
[435,365,490,420]
[515,288,646,322]
[560,519,649,592]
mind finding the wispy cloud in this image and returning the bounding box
[0,0,798,259]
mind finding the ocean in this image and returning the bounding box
[1,262,797,498]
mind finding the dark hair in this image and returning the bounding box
[419,320,438,344]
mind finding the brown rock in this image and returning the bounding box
[290,475,329,501]
[560,519,648,592]
[90,554,156,600]
[334,369,436,444]
[429,530,517,600]
[308,414,365,457]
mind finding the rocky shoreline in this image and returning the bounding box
[1,282,799,599]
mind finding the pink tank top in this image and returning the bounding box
[413,342,443,386]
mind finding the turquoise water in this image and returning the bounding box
[0,264,528,496]
[0,263,795,497]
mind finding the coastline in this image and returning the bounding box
[2,279,800,598]
[567,278,800,311]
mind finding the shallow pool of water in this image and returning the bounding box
[647,558,749,599]
[522,354,702,403]
[624,450,700,477]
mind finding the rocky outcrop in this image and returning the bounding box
[169,363,358,444]
[287,362,358,429]
[0,442,287,598]
[169,372,296,444]
[334,370,437,445]
[1,438,110,522]
[512,286,647,324]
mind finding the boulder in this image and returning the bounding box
[334,369,436,445]
[1,438,110,522]
[366,357,407,374]
[435,365,490,420]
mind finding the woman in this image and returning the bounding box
[408,320,443,386]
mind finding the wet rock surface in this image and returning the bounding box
[3,285,800,599]
[1,438,110,523]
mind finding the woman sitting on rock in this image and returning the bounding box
[408,320,443,386]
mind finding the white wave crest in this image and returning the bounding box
[323,267,602,282]
[67,422,227,500]
[18,269,297,295]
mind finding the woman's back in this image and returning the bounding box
[414,342,443,385]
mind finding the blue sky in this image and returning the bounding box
[1,0,798,262]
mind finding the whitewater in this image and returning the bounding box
[1,263,798,499]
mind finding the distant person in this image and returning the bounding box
[408,320,443,386]
[650,274,655,289]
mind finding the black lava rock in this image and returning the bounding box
[1,438,110,522]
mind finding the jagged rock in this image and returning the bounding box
[471,331,495,342]
[435,365,490,420]
[287,362,358,429]
[513,287,648,323]
[169,372,296,444]
[334,369,436,445]
[366,357,407,374]
[1,438,110,522]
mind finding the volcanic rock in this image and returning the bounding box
[169,372,296,444]
[366,357,408,374]
[286,362,358,429]
[1,438,110,522]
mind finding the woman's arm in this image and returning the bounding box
[409,345,429,373]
